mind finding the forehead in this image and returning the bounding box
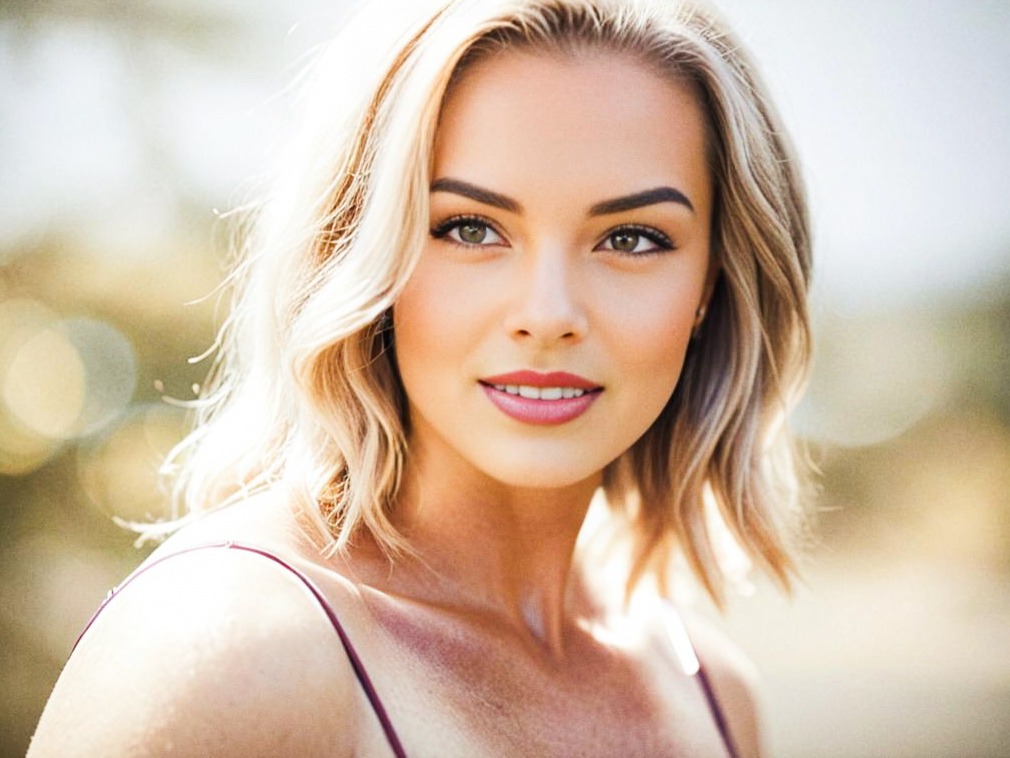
[432,49,712,216]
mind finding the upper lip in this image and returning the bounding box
[480,370,602,390]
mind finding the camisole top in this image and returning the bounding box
[73,541,741,758]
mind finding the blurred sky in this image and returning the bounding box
[2,0,1009,313]
[721,0,1010,313]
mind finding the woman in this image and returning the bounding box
[30,0,811,755]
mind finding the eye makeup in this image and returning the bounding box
[596,224,675,256]
[430,215,676,256]
[430,214,507,247]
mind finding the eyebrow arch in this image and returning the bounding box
[430,178,523,214]
[429,178,694,217]
[589,186,694,216]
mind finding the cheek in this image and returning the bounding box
[392,255,489,385]
[614,308,696,464]
[603,277,699,384]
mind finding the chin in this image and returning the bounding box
[471,448,609,491]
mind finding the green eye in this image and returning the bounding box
[431,216,506,247]
[458,222,488,244]
[598,225,674,256]
[609,231,640,252]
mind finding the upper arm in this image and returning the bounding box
[28,549,359,758]
[684,612,763,758]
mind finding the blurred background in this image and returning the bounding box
[1,0,1007,756]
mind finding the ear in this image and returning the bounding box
[701,256,721,312]
[693,260,722,334]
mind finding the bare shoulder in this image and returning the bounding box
[682,609,763,758]
[29,538,359,758]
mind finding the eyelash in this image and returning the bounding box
[430,214,505,247]
[429,215,675,256]
[599,224,674,256]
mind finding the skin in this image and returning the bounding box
[28,51,760,758]
[392,48,715,654]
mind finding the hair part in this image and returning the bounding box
[158,0,813,607]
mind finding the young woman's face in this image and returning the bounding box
[394,50,714,490]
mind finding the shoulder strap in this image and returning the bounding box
[696,663,742,758]
[74,542,409,758]
[656,600,740,758]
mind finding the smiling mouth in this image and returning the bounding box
[477,379,604,425]
[480,382,600,400]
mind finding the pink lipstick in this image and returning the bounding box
[479,370,603,425]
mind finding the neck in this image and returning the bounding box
[375,431,602,657]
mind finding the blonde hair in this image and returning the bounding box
[161,0,812,606]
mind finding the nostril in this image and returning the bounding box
[514,328,577,340]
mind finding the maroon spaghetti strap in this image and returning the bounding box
[696,663,741,758]
[73,542,409,758]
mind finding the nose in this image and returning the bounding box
[502,247,588,345]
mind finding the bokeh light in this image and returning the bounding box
[0,410,59,476]
[61,317,138,437]
[3,324,86,439]
[795,315,955,447]
[0,298,64,474]
[77,402,188,524]
[0,305,138,479]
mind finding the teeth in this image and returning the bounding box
[490,384,588,399]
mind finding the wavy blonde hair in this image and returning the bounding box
[161,0,812,605]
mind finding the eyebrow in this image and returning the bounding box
[429,178,694,216]
[429,178,522,213]
[588,186,694,216]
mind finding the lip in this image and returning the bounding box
[478,370,603,426]
[480,370,602,390]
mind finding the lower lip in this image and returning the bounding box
[480,384,602,425]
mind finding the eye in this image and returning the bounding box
[431,216,507,247]
[596,225,674,256]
